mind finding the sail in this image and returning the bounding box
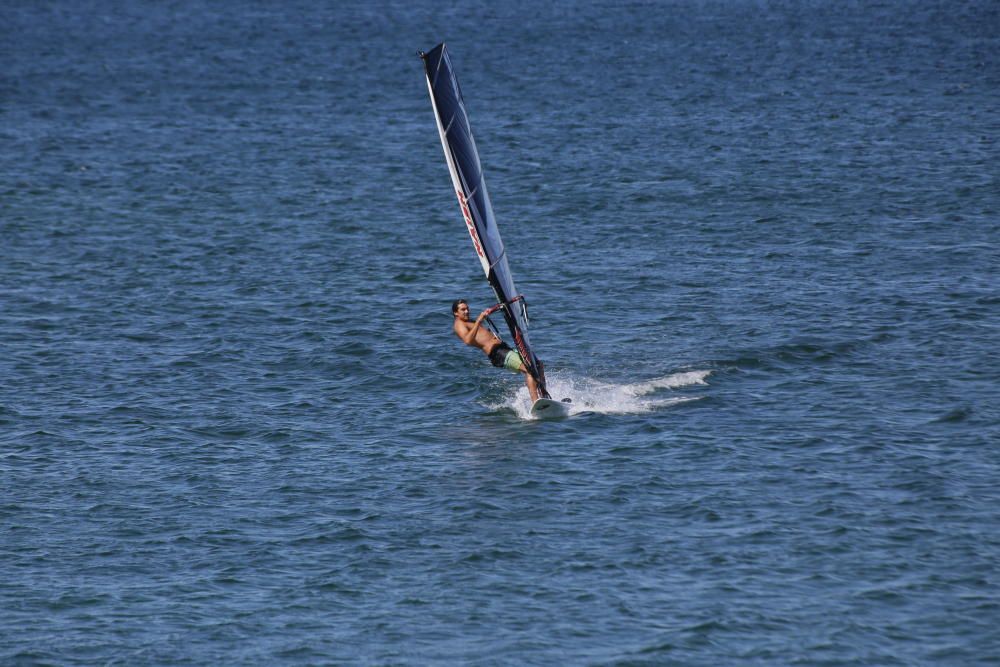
[421,43,550,399]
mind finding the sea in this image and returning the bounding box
[2,1,998,664]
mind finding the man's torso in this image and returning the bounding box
[454,319,501,355]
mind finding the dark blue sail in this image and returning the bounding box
[421,43,550,399]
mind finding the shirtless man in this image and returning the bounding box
[452,299,540,402]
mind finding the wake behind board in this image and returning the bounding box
[530,398,571,420]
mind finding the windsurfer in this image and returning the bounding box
[452,299,540,402]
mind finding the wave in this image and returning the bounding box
[486,369,710,419]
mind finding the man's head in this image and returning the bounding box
[452,299,469,319]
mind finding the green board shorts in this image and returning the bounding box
[488,342,523,372]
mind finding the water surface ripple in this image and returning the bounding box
[2,1,999,664]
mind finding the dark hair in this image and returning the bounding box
[451,299,467,315]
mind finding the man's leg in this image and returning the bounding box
[521,367,540,403]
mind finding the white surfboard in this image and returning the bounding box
[530,398,571,419]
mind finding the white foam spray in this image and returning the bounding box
[485,369,710,419]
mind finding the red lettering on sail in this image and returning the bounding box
[514,330,530,368]
[456,190,485,258]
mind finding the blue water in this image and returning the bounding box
[3,1,999,664]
